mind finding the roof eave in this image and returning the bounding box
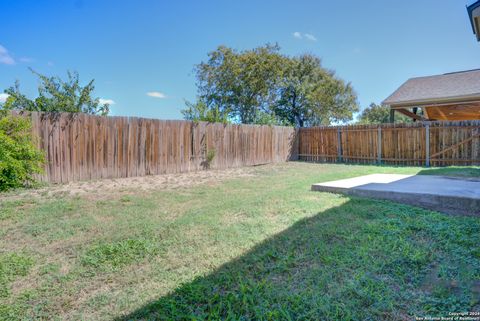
[467,0,480,39]
[384,94,480,108]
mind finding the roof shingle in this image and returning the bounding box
[383,69,480,106]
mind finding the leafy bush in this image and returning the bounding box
[201,149,216,169]
[0,112,44,191]
[206,149,216,165]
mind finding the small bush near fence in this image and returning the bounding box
[0,112,44,191]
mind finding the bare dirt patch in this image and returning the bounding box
[0,166,263,203]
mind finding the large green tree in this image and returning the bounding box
[185,45,358,127]
[275,54,358,127]
[2,69,109,115]
[192,44,284,124]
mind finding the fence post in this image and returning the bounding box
[337,128,343,163]
[425,123,430,167]
[377,126,382,164]
[473,128,480,166]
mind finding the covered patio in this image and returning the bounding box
[383,69,480,122]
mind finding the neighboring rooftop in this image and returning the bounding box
[383,69,480,107]
[468,0,480,41]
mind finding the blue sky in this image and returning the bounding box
[1,0,479,120]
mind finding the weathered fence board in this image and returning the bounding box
[18,112,298,183]
[299,121,480,166]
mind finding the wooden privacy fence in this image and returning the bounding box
[298,121,480,166]
[15,112,480,184]
[22,112,298,183]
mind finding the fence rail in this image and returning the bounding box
[19,112,298,183]
[298,121,480,166]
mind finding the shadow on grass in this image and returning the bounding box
[117,198,480,321]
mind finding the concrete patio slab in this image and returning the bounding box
[311,174,480,216]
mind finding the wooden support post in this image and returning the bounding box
[473,128,480,166]
[389,109,395,123]
[425,124,430,167]
[377,126,382,164]
[337,128,343,163]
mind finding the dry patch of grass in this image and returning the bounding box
[0,166,257,204]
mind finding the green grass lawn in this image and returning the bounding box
[0,162,479,320]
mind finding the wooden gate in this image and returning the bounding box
[429,123,480,166]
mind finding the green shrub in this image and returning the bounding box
[202,149,216,170]
[0,112,44,191]
[206,149,216,166]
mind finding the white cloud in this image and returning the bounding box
[292,32,317,42]
[147,91,166,99]
[19,57,34,63]
[47,61,54,67]
[99,98,115,105]
[304,33,317,42]
[0,93,10,103]
[0,45,15,65]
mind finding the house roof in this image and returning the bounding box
[468,0,480,41]
[383,69,480,107]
